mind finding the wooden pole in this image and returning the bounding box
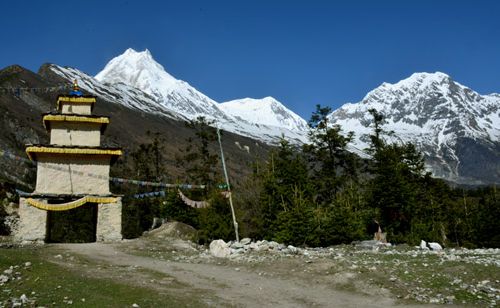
[216,127,239,242]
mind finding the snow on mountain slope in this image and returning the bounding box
[329,72,500,184]
[48,55,498,184]
[92,48,308,143]
[220,97,308,131]
[45,49,309,144]
[95,48,231,122]
[48,64,183,120]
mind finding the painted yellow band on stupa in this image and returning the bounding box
[57,96,96,103]
[25,146,122,161]
[43,115,109,129]
[26,196,118,211]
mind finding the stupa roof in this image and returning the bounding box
[42,113,110,133]
[26,145,122,163]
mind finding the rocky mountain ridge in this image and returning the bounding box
[328,72,500,184]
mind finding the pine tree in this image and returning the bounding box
[121,132,169,238]
[177,116,220,190]
[303,104,358,204]
[260,138,313,239]
[131,131,168,182]
[366,109,428,243]
[273,186,315,246]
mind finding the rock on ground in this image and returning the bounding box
[428,242,443,251]
[209,239,231,258]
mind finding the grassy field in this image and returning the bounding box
[0,246,207,307]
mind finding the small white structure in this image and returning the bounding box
[15,82,123,242]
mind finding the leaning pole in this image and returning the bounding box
[216,127,239,242]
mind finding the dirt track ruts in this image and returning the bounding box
[57,243,431,307]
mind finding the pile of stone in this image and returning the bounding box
[208,238,424,260]
[207,238,499,269]
[209,238,300,259]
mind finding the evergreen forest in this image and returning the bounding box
[113,108,500,248]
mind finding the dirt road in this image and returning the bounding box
[56,242,424,307]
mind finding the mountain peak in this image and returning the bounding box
[262,96,280,103]
[123,47,136,54]
[385,71,452,90]
[262,96,277,100]
[365,72,458,103]
[95,48,232,121]
[406,71,451,84]
[95,48,177,93]
[410,71,449,79]
[123,48,152,57]
[104,48,157,69]
[220,97,308,131]
[235,96,279,105]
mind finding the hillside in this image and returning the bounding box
[0,64,271,188]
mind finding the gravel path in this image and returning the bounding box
[57,243,427,307]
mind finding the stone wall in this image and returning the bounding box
[96,197,122,242]
[61,104,92,115]
[15,197,47,242]
[50,122,102,146]
[34,154,111,195]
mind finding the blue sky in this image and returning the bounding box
[1,0,499,119]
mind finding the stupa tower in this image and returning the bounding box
[16,81,123,242]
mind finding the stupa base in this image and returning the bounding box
[15,196,123,243]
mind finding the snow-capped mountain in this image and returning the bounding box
[47,49,307,144]
[47,64,181,119]
[95,48,231,122]
[44,48,499,184]
[220,97,308,132]
[329,72,500,184]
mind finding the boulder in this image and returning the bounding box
[209,239,231,258]
[248,242,259,250]
[419,240,429,250]
[268,241,279,249]
[258,244,270,251]
[231,242,244,249]
[428,242,443,251]
[287,245,299,254]
[240,238,252,245]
